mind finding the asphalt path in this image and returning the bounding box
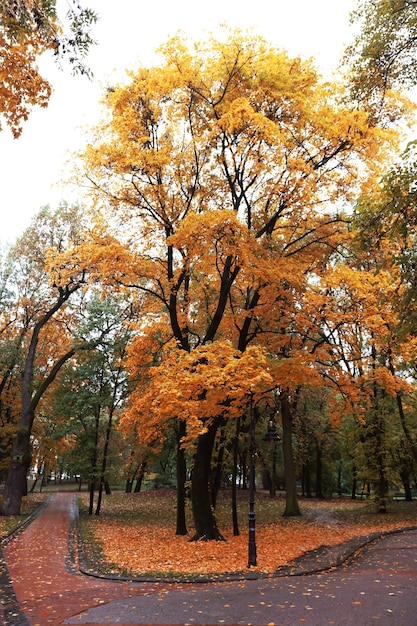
[63,529,417,625]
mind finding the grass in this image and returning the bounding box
[77,488,417,578]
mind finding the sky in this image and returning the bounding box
[0,0,357,246]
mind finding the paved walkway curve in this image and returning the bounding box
[2,492,417,625]
[1,493,159,626]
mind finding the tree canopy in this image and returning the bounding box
[346,0,417,121]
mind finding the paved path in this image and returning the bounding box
[2,492,417,625]
[1,493,158,626]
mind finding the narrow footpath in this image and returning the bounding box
[1,493,158,626]
[2,492,417,626]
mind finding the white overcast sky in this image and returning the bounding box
[0,0,357,245]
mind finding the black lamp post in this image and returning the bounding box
[248,394,257,567]
[248,397,280,568]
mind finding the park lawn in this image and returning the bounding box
[78,489,417,578]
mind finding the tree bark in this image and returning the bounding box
[1,426,32,515]
[89,405,100,515]
[96,406,114,516]
[190,419,225,540]
[134,462,147,492]
[211,427,226,508]
[281,392,301,517]
[351,463,357,499]
[315,439,324,499]
[400,469,412,501]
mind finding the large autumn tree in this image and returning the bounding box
[0,0,97,136]
[56,30,399,538]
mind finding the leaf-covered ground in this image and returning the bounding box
[78,489,417,578]
[0,493,47,538]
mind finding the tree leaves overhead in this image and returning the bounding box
[0,0,97,136]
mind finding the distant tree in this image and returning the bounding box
[52,296,133,515]
[1,204,90,516]
[346,0,417,122]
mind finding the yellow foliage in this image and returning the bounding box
[56,29,405,447]
[121,342,272,446]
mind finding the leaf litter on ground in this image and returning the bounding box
[77,489,417,578]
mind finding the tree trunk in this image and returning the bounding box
[1,427,31,515]
[302,461,312,498]
[134,462,147,492]
[96,407,114,516]
[211,427,226,508]
[281,392,301,517]
[89,481,95,515]
[400,469,412,501]
[190,419,225,540]
[315,439,324,499]
[337,461,342,497]
[351,463,357,499]
[176,420,188,535]
[89,409,100,515]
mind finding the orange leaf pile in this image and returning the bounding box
[79,490,417,577]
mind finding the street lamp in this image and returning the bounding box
[248,394,257,567]
[248,396,280,568]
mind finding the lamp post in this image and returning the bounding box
[248,393,257,567]
[248,396,280,568]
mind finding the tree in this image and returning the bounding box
[52,296,133,515]
[352,143,417,462]
[58,30,397,537]
[302,238,417,510]
[0,0,97,136]
[0,204,92,515]
[345,0,417,122]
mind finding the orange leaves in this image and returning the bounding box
[45,226,145,290]
[168,210,251,266]
[122,342,273,446]
[81,491,417,577]
[0,33,51,137]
